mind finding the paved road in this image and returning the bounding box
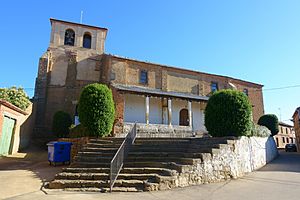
[2,150,300,200]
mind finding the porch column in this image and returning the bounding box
[145,96,150,125]
[188,100,192,127]
[168,98,172,126]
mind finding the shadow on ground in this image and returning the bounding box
[0,144,65,185]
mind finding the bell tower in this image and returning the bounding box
[49,18,108,54]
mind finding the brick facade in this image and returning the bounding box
[292,108,300,151]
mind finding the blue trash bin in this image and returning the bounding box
[47,141,72,166]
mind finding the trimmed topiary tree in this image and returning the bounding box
[78,83,115,137]
[257,114,279,136]
[52,111,72,138]
[204,89,252,137]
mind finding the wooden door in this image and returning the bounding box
[0,116,15,155]
[179,109,189,126]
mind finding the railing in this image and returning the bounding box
[110,123,137,192]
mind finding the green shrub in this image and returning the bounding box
[69,124,91,138]
[0,87,30,111]
[247,122,271,137]
[204,89,252,137]
[257,114,279,136]
[52,111,72,137]
[78,83,115,137]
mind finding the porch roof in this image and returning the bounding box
[112,83,209,101]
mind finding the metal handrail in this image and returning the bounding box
[110,123,137,192]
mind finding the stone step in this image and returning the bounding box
[126,157,197,165]
[77,151,115,157]
[123,161,185,171]
[128,151,205,158]
[62,167,177,176]
[55,172,108,180]
[49,179,145,189]
[71,162,110,168]
[55,172,174,182]
[129,146,216,153]
[74,156,112,163]
[64,186,143,192]
[89,138,125,143]
[62,167,110,173]
[85,143,122,148]
[81,147,118,152]
[131,143,220,149]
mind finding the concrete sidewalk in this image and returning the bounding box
[2,150,300,200]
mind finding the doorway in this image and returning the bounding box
[179,109,189,126]
[0,116,16,155]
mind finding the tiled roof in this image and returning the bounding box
[112,83,209,101]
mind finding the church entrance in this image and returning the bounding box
[179,109,189,126]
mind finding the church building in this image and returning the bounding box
[34,19,264,137]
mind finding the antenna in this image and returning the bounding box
[80,11,83,24]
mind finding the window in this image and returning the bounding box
[276,138,279,147]
[281,126,283,133]
[243,88,248,96]
[286,128,289,134]
[83,33,92,48]
[282,137,285,143]
[291,138,293,143]
[140,70,148,84]
[64,29,75,46]
[211,82,218,93]
[287,138,289,143]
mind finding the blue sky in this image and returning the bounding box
[0,0,299,124]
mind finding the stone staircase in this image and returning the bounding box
[49,137,233,192]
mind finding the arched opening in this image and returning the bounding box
[64,29,75,46]
[179,108,189,126]
[83,33,92,48]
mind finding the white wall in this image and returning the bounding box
[149,97,162,124]
[124,94,146,123]
[124,94,162,124]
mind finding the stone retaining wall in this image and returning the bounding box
[176,136,278,187]
[58,137,89,161]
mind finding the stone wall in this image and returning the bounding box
[176,136,278,187]
[58,137,89,161]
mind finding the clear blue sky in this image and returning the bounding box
[1,0,300,124]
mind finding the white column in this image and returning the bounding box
[168,98,172,126]
[145,96,150,125]
[188,101,192,127]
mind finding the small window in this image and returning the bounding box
[287,138,289,143]
[140,70,148,84]
[83,33,92,48]
[281,127,283,133]
[276,138,279,147]
[64,29,75,46]
[282,137,285,143]
[286,128,289,134]
[211,82,218,93]
[243,88,248,96]
[291,138,293,143]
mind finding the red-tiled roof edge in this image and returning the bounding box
[106,54,264,88]
[0,99,29,115]
[279,121,293,127]
[50,18,108,31]
[292,107,300,119]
